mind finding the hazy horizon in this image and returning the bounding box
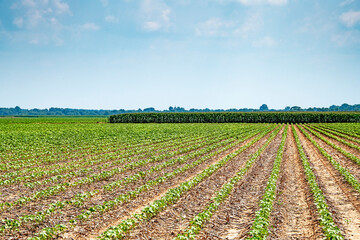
[1,0,359,110]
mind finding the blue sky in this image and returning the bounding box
[0,0,359,110]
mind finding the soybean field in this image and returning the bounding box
[1,118,360,239]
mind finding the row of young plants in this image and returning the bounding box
[299,125,360,193]
[0,134,164,172]
[1,126,267,234]
[0,132,207,185]
[102,132,250,192]
[96,126,278,240]
[75,126,269,221]
[27,126,273,239]
[1,122,229,170]
[174,126,283,240]
[304,125,360,166]
[0,131,220,187]
[292,126,344,240]
[246,126,288,240]
[0,132,239,230]
[0,129,238,210]
[319,123,360,139]
[308,125,360,152]
[0,124,144,167]
[0,126,215,174]
[0,190,99,233]
[0,120,184,155]
[0,130,182,171]
[314,124,360,145]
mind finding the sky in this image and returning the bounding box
[0,0,359,110]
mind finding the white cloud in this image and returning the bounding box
[13,17,24,28]
[140,0,172,31]
[340,10,360,27]
[52,0,71,15]
[340,0,354,7]
[196,18,235,37]
[105,15,119,23]
[195,12,263,38]
[143,21,161,31]
[332,31,360,46]
[237,0,287,6]
[253,36,277,47]
[233,12,263,37]
[27,10,43,28]
[82,23,100,31]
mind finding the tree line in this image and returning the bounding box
[0,103,359,116]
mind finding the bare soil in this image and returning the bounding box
[296,126,360,240]
[3,125,360,240]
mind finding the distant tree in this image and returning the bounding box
[329,105,339,111]
[144,107,155,112]
[173,107,185,112]
[339,103,351,111]
[259,104,269,111]
[14,106,21,114]
[284,106,291,111]
[290,106,302,111]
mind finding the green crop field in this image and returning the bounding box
[1,117,360,239]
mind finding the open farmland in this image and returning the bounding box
[1,118,360,239]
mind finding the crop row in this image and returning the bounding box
[247,126,288,239]
[29,125,274,239]
[0,128,241,210]
[304,125,360,166]
[292,126,344,239]
[175,125,283,239]
[308,125,360,152]
[314,125,360,145]
[96,126,278,239]
[0,131,222,187]
[2,125,272,236]
[318,123,360,139]
[299,125,360,193]
[0,126,220,173]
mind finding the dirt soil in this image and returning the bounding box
[296,126,360,240]
[268,125,322,239]
[3,125,360,240]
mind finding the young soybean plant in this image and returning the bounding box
[97,126,278,240]
[293,125,343,240]
[174,125,283,240]
[247,126,287,239]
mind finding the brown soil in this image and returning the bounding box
[308,126,360,158]
[1,136,239,239]
[186,128,283,240]
[79,129,275,240]
[268,125,322,239]
[296,125,360,240]
[303,127,360,183]
[0,135,217,204]
[3,125,360,240]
